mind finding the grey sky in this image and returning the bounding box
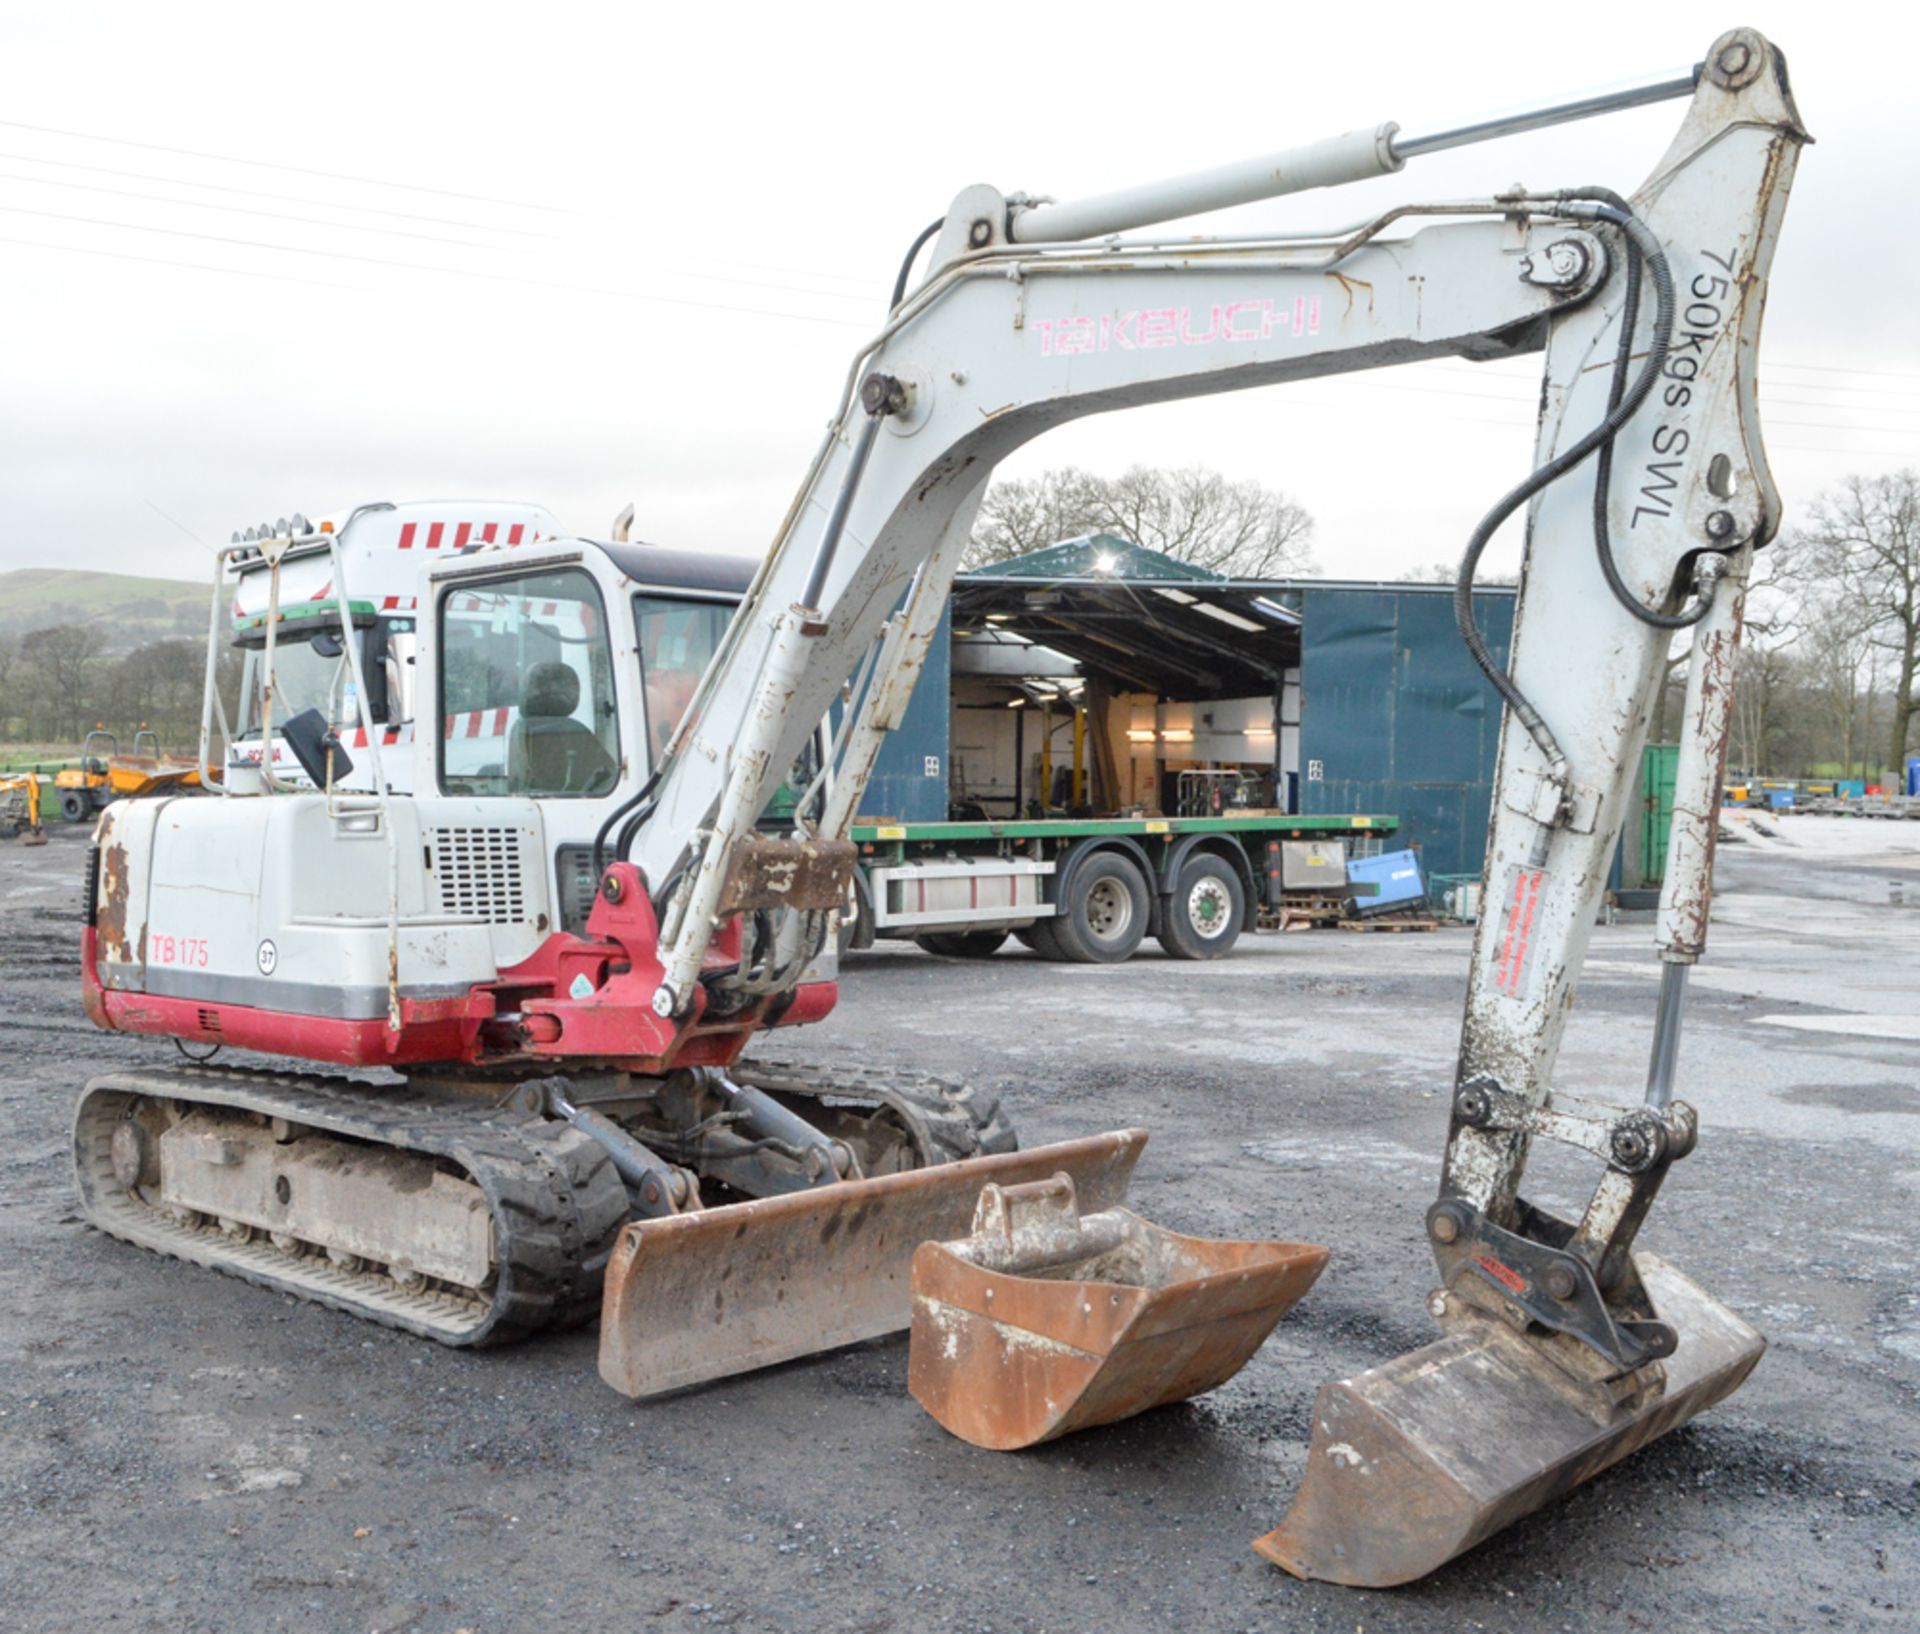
[0,3,1908,588]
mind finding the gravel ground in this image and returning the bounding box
[1,818,1914,1633]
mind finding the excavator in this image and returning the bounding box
[74,28,1803,1587]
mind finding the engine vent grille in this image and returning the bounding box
[554,844,600,937]
[430,827,530,924]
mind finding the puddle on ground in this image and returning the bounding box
[1780,1081,1920,1116]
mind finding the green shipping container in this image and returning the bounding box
[1640,743,1679,887]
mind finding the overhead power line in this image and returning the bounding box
[0,116,572,214]
[0,171,879,307]
[0,147,556,237]
[0,211,870,328]
[0,169,546,254]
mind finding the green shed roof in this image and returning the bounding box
[978,534,1226,583]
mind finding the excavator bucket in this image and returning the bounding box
[908,1174,1328,1450]
[599,1128,1148,1398]
[1253,1253,1764,1587]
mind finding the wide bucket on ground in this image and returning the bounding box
[908,1173,1328,1449]
[1253,1253,1764,1587]
[598,1128,1148,1398]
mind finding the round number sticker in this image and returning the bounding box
[256,939,278,976]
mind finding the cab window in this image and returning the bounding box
[441,569,620,796]
[635,595,732,763]
[238,621,388,735]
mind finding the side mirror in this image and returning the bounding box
[310,630,346,659]
[281,708,355,787]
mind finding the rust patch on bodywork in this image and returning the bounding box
[716,837,857,916]
[1327,271,1374,319]
[96,843,133,965]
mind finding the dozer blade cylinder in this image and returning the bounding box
[1252,1254,1763,1588]
[598,1129,1148,1398]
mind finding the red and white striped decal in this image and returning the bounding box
[399,519,536,550]
[343,724,411,750]
[447,595,567,616]
[441,707,517,740]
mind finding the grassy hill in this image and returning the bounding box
[0,568,211,652]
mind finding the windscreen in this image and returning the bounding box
[635,595,732,762]
[241,630,355,735]
[441,568,621,797]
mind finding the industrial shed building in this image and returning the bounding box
[861,538,1518,883]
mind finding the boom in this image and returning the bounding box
[638,36,1802,1042]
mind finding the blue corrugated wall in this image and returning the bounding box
[1298,586,1516,882]
[855,603,952,823]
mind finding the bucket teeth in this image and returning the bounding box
[1253,1253,1764,1587]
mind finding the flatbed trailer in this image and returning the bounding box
[842,811,1396,963]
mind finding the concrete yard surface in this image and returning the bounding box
[0,816,1914,1633]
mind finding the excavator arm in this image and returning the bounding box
[609,28,1805,1580]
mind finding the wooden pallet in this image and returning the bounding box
[1263,895,1349,933]
[1337,914,1440,933]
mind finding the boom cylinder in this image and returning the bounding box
[1008,67,1699,245]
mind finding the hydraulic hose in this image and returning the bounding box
[592,766,662,881]
[1453,191,1678,788]
[890,217,946,312]
[1579,189,1720,630]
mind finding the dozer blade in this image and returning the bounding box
[1253,1253,1763,1588]
[909,1174,1327,1450]
[598,1128,1147,1398]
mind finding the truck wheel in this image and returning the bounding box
[59,790,89,823]
[1052,854,1149,964]
[1159,853,1245,960]
[914,930,1009,959]
[1016,920,1069,960]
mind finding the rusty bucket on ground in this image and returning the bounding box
[907,1173,1329,1450]
[599,1128,1149,1399]
[1253,1252,1764,1587]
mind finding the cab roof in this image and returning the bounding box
[595,540,758,597]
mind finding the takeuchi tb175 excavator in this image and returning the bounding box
[76,28,1803,1586]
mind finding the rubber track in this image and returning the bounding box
[74,1064,628,1347]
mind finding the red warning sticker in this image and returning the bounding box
[1493,867,1548,998]
[1474,1253,1529,1296]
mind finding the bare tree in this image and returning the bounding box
[0,635,15,740]
[1418,559,1517,587]
[20,623,106,742]
[967,466,1315,577]
[105,639,207,749]
[1791,471,1920,773]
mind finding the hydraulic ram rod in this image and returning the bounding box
[1008,65,1700,244]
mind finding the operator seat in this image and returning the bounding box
[508,662,616,793]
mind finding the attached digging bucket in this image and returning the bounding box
[1253,1252,1764,1587]
[599,1128,1149,1399]
[908,1173,1328,1450]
